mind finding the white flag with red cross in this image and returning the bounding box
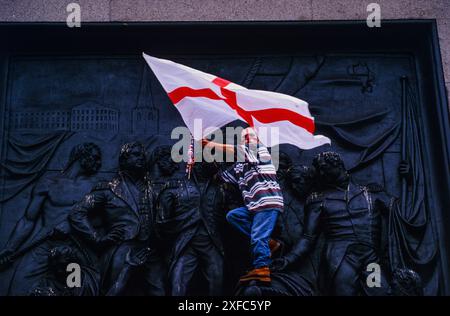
[143,53,330,149]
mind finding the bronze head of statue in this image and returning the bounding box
[312,151,349,188]
[289,164,314,199]
[276,151,293,181]
[63,142,102,176]
[48,245,80,281]
[389,268,423,296]
[119,142,147,175]
[151,145,179,177]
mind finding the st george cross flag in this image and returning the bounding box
[143,53,330,149]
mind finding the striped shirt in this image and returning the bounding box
[219,143,284,212]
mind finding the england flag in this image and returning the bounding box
[143,53,330,149]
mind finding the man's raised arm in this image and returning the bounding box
[202,138,235,155]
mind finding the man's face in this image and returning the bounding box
[241,128,258,145]
[289,166,312,197]
[292,176,309,196]
[80,148,101,175]
[317,159,346,186]
[125,146,146,172]
[157,152,178,176]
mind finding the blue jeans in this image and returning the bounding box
[226,207,280,268]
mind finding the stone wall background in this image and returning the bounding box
[0,0,449,104]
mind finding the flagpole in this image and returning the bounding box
[400,76,408,213]
[186,134,195,179]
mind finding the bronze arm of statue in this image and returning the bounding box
[270,193,322,272]
[0,182,49,268]
[157,188,177,222]
[69,190,125,248]
[154,185,180,242]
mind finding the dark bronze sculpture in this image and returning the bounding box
[155,146,225,295]
[0,142,101,295]
[69,142,165,295]
[0,49,445,295]
[271,151,400,295]
[28,245,100,296]
[389,268,423,296]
